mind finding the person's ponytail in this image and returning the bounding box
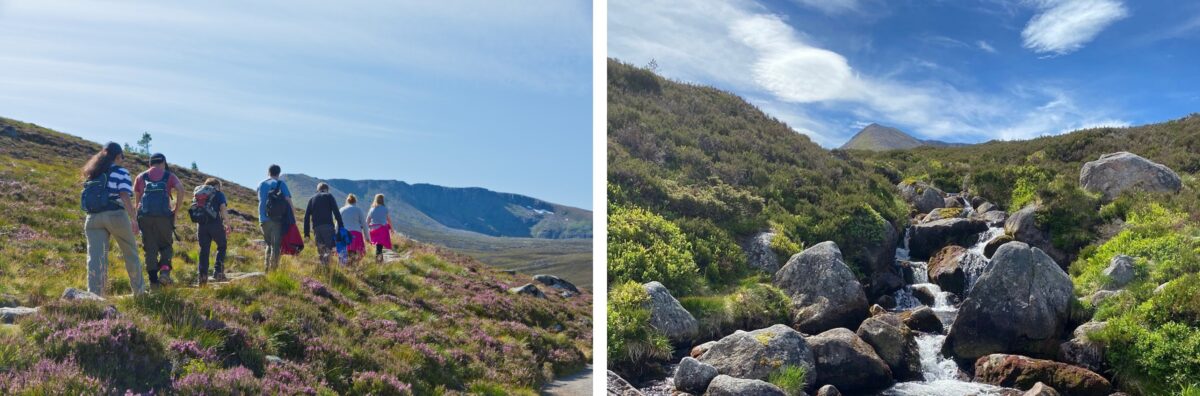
[81,142,122,181]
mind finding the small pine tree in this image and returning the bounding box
[123,143,135,155]
[137,132,152,155]
[190,161,199,171]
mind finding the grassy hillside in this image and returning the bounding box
[0,117,591,394]
[606,59,906,373]
[283,174,593,288]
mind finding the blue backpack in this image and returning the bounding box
[138,170,174,217]
[80,166,121,214]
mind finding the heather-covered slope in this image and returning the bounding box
[0,117,592,394]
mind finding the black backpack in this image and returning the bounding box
[189,188,220,224]
[80,166,121,214]
[265,180,289,221]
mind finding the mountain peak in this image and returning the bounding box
[841,123,963,151]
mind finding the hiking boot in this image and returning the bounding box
[212,272,228,282]
[159,269,174,285]
[191,279,207,288]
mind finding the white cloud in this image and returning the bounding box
[977,40,998,53]
[792,0,861,15]
[1021,0,1128,55]
[609,0,1127,146]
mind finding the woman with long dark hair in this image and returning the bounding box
[80,142,146,296]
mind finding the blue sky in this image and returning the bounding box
[0,1,593,209]
[610,0,1200,147]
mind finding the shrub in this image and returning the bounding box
[0,358,107,395]
[768,230,804,267]
[173,366,262,396]
[608,206,699,294]
[674,217,747,284]
[350,371,413,396]
[726,283,790,330]
[607,281,671,373]
[767,365,808,396]
[1096,317,1200,394]
[42,318,171,391]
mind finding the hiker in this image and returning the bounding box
[191,178,229,286]
[134,153,186,286]
[367,194,395,262]
[302,182,344,266]
[80,142,147,296]
[257,164,293,271]
[339,193,368,264]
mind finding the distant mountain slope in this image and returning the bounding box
[840,123,961,151]
[284,174,591,239]
[283,174,594,287]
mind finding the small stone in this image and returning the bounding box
[508,283,546,298]
[705,375,787,396]
[1023,382,1060,396]
[0,307,37,324]
[62,287,104,301]
[534,274,580,294]
[817,384,842,396]
[1101,255,1136,290]
[266,355,284,364]
[673,357,718,394]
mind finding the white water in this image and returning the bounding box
[884,220,1012,395]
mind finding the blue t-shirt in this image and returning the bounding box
[256,178,291,223]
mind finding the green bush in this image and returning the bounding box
[1096,317,1200,394]
[675,217,747,284]
[608,205,699,294]
[725,283,790,331]
[607,281,671,373]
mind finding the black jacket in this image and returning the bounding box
[303,192,344,236]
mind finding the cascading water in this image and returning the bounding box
[884,219,1013,396]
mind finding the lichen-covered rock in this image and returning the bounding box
[1100,255,1135,290]
[772,242,868,334]
[674,357,719,395]
[705,375,787,396]
[943,242,1074,363]
[807,328,893,392]
[974,354,1111,396]
[1005,205,1068,265]
[1058,322,1107,374]
[899,181,946,214]
[697,324,816,387]
[907,218,988,261]
[856,313,922,381]
[691,341,717,359]
[745,231,782,274]
[1080,152,1181,201]
[644,281,699,343]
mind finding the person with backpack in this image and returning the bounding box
[257,164,292,271]
[133,153,185,287]
[339,194,368,264]
[367,194,395,262]
[302,182,344,266]
[191,178,229,286]
[80,142,146,296]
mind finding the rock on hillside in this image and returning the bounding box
[1005,205,1069,265]
[898,180,946,214]
[907,218,988,261]
[697,324,817,388]
[943,242,1074,363]
[1080,152,1181,201]
[643,281,699,343]
[772,241,869,334]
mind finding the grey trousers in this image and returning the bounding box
[313,224,335,265]
[84,210,146,296]
[138,215,174,283]
[261,220,283,271]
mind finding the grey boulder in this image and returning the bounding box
[607,370,644,396]
[644,281,699,343]
[907,218,988,261]
[0,307,37,324]
[744,231,782,274]
[1101,255,1136,290]
[698,324,816,387]
[898,181,945,214]
[772,241,869,334]
[808,328,894,392]
[856,313,922,381]
[62,287,104,301]
[943,242,1074,363]
[704,375,787,396]
[1080,151,1181,201]
[1005,205,1069,265]
[674,357,719,395]
[534,274,579,294]
[508,283,546,298]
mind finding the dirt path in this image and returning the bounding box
[541,365,593,396]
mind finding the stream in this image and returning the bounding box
[634,198,1018,395]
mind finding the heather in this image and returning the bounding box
[0,117,592,394]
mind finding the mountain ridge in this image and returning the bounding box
[840,123,963,151]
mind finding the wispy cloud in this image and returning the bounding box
[609,0,1127,145]
[792,0,861,15]
[1021,0,1128,55]
[977,40,998,53]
